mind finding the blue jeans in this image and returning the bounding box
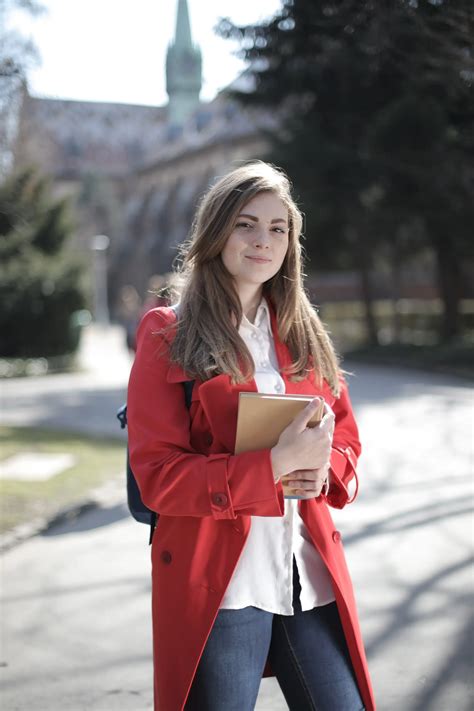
[185,557,364,710]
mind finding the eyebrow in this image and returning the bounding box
[237,213,288,225]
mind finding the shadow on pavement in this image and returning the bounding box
[344,496,473,544]
[4,354,471,710]
[364,553,473,711]
[365,553,473,659]
[1,571,151,605]
[344,481,473,709]
[412,614,474,711]
[41,502,130,537]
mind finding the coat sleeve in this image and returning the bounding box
[325,379,362,510]
[127,309,284,520]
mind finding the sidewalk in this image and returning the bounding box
[78,322,135,384]
[1,324,473,710]
[0,323,133,437]
[0,323,289,709]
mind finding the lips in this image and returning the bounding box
[245,256,272,263]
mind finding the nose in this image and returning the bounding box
[252,227,271,249]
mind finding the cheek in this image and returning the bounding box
[274,238,289,267]
[221,239,241,274]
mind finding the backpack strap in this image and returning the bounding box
[149,513,157,545]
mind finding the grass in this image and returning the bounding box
[0,426,126,534]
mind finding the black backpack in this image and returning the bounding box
[117,304,195,543]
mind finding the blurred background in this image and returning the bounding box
[0,1,473,710]
[2,0,473,370]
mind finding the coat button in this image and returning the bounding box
[206,434,213,447]
[161,550,172,564]
[212,492,228,507]
[332,530,342,543]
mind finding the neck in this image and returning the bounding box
[237,284,263,324]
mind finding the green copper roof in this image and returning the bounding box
[174,0,193,50]
[166,0,202,124]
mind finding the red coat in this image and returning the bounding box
[127,305,376,711]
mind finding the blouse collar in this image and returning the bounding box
[239,296,272,336]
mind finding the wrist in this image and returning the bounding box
[270,445,289,482]
[321,465,331,495]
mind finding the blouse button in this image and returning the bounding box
[161,550,172,564]
[332,530,342,543]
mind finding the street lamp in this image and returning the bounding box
[90,234,110,325]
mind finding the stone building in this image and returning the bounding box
[11,0,275,316]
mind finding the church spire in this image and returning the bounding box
[174,0,192,49]
[166,0,202,126]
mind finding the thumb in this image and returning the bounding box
[320,410,335,430]
[320,412,335,440]
[293,397,323,433]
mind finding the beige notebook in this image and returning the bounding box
[234,392,325,454]
[235,393,324,499]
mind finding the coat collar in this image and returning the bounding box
[157,306,185,383]
[164,298,327,453]
[165,297,293,384]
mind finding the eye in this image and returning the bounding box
[235,222,253,229]
[272,226,288,234]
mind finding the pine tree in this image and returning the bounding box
[218,0,474,343]
[0,168,87,357]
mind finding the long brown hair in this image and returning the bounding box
[164,161,341,396]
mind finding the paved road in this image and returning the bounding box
[1,324,473,710]
[0,324,134,439]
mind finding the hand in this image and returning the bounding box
[280,464,329,499]
[280,404,334,498]
[271,398,335,485]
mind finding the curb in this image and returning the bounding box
[0,477,126,554]
[0,499,100,554]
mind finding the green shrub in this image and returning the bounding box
[0,168,87,357]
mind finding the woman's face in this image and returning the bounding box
[220,191,289,291]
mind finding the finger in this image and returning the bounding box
[289,488,322,499]
[282,468,317,480]
[281,469,308,479]
[286,476,323,486]
[285,479,326,491]
[323,402,335,418]
[282,470,323,486]
[291,397,324,433]
[320,410,335,430]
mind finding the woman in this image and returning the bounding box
[127,161,375,711]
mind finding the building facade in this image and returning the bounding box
[11,0,274,316]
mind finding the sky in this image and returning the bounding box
[8,0,283,106]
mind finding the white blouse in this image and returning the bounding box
[219,297,335,615]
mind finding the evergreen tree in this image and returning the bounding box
[0,168,87,357]
[218,0,474,343]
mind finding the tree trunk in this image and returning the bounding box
[347,225,379,347]
[359,261,379,347]
[390,241,403,344]
[433,234,462,343]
